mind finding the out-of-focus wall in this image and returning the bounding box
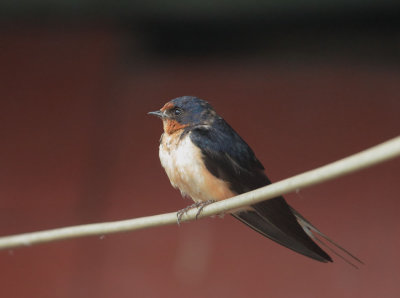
[0,7,399,298]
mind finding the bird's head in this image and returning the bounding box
[148,96,218,134]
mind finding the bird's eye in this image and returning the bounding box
[173,108,182,116]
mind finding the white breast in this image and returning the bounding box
[159,132,235,202]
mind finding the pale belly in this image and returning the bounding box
[159,132,235,202]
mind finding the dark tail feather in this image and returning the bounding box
[290,207,364,268]
[232,197,332,263]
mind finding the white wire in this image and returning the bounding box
[0,135,399,250]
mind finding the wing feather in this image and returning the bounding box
[189,121,333,262]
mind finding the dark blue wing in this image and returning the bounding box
[189,119,270,194]
[189,119,332,262]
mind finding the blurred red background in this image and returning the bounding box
[0,20,399,298]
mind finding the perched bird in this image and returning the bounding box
[149,96,361,264]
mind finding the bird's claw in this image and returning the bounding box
[176,200,216,225]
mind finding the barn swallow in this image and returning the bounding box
[149,96,362,265]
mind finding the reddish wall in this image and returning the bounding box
[0,25,399,298]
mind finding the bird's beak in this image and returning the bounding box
[148,110,164,118]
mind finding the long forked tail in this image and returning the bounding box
[290,207,364,269]
[232,197,333,263]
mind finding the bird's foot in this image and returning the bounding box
[176,200,216,224]
[195,200,216,219]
